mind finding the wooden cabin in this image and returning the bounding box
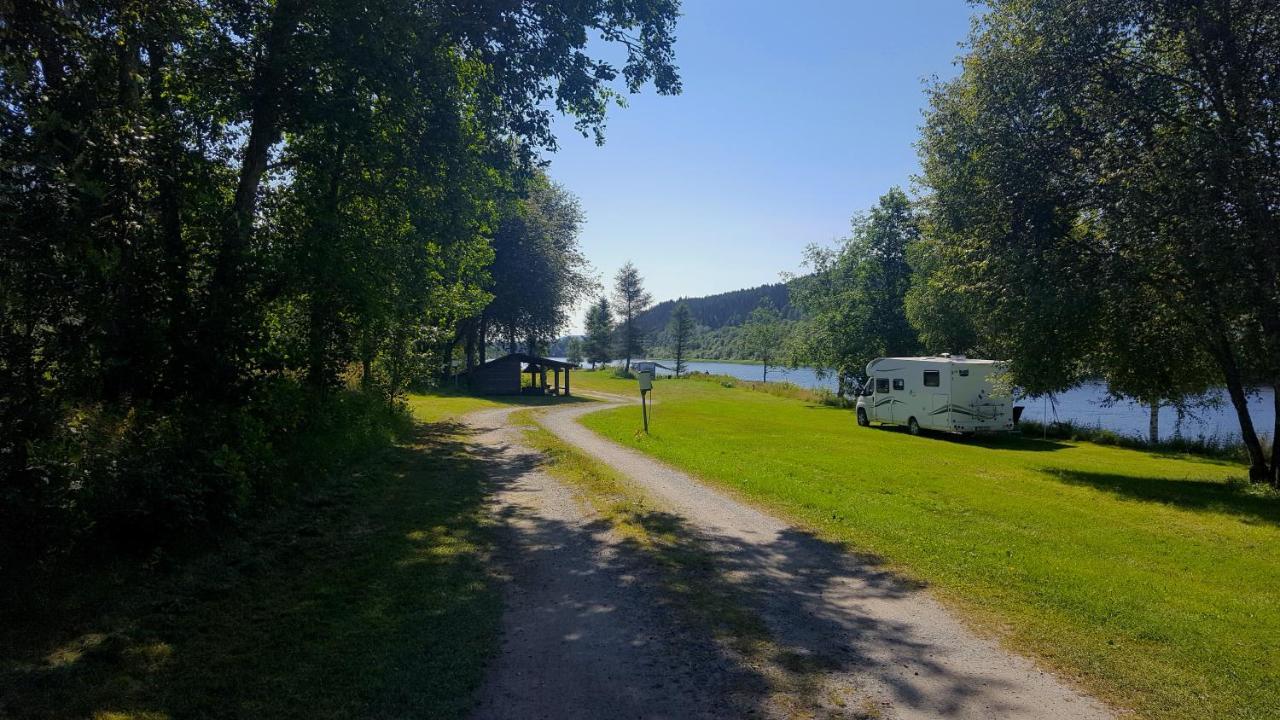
[459,353,579,396]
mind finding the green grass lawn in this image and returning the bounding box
[569,370,1280,720]
[1,395,502,720]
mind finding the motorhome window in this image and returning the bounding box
[892,378,905,391]
[876,378,890,393]
[923,370,940,387]
[958,369,969,377]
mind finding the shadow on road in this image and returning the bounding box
[464,412,1035,719]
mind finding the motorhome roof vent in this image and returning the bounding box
[940,352,951,358]
[953,354,967,360]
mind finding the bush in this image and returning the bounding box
[1018,419,1251,462]
[3,380,409,578]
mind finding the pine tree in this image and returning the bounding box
[583,298,614,369]
[667,302,694,377]
[612,261,652,373]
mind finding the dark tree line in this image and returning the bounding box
[634,282,793,335]
[0,0,681,570]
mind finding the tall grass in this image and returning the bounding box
[1017,418,1263,464]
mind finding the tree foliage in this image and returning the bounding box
[0,0,682,569]
[583,298,615,369]
[471,175,595,363]
[667,302,695,377]
[565,337,585,366]
[612,261,653,372]
[919,0,1279,483]
[790,188,922,395]
[743,298,787,381]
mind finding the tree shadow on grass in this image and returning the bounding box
[479,393,595,407]
[1047,469,1278,525]
[1,420,506,720]
[859,422,1072,452]
[957,432,1071,452]
[798,405,1072,452]
[421,387,596,408]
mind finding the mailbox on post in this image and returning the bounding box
[634,363,656,431]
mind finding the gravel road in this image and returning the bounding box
[465,407,759,719]
[467,397,1115,719]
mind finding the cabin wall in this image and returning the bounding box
[468,361,521,395]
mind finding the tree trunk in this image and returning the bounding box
[1148,400,1160,445]
[1272,384,1279,489]
[623,314,632,373]
[202,0,302,388]
[464,320,476,372]
[147,40,191,398]
[305,143,345,391]
[1218,346,1269,482]
[478,312,487,364]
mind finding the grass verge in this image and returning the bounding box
[1,399,501,720]
[568,370,1279,720]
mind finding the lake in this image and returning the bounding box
[579,358,1275,443]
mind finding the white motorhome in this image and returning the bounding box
[855,356,1016,435]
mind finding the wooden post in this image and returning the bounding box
[554,368,561,395]
[641,389,649,432]
[565,368,571,396]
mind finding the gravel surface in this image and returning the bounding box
[465,407,759,720]
[520,394,1117,720]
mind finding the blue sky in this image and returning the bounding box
[547,1,977,332]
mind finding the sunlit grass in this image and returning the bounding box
[569,370,1279,720]
[405,389,509,423]
[406,386,591,424]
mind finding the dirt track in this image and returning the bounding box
[468,397,1114,719]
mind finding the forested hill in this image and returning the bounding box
[634,282,793,335]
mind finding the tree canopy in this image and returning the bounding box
[612,261,653,372]
[667,302,695,377]
[790,188,922,395]
[918,0,1279,483]
[471,175,596,363]
[743,298,787,382]
[0,0,682,569]
[584,298,615,369]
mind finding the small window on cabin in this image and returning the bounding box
[958,369,970,377]
[876,378,890,393]
[892,378,905,391]
[923,370,940,387]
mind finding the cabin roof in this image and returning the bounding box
[478,353,580,370]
